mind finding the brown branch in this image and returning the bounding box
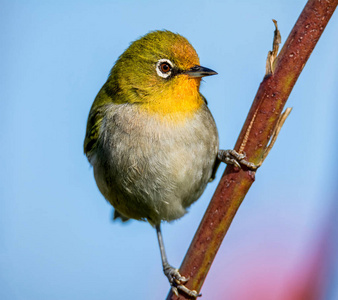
[167,0,338,299]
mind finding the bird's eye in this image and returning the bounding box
[156,59,173,78]
[160,62,171,73]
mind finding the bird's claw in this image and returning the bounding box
[171,285,201,298]
[164,266,188,285]
[218,149,259,170]
[164,266,201,298]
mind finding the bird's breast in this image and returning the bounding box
[93,102,219,223]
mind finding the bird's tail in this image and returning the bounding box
[111,209,130,223]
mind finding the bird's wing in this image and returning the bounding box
[201,94,208,105]
[201,94,219,182]
[84,86,113,158]
[209,158,221,182]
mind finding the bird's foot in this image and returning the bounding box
[218,149,259,170]
[163,264,201,298]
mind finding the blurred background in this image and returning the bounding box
[1,0,337,299]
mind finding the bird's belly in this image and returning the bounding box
[92,104,219,224]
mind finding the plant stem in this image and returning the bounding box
[166,0,338,299]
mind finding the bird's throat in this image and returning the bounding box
[141,77,204,123]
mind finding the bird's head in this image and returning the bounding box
[108,30,217,118]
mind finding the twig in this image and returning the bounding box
[166,0,338,299]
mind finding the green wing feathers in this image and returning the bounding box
[84,85,114,158]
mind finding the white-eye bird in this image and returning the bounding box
[84,30,255,297]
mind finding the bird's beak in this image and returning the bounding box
[186,65,218,78]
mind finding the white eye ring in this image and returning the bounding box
[156,59,173,78]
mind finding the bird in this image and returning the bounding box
[84,30,256,297]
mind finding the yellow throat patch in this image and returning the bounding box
[142,75,203,123]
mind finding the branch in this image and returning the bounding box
[167,0,338,299]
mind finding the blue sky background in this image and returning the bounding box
[1,1,337,299]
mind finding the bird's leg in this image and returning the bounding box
[155,224,201,298]
[218,149,259,170]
